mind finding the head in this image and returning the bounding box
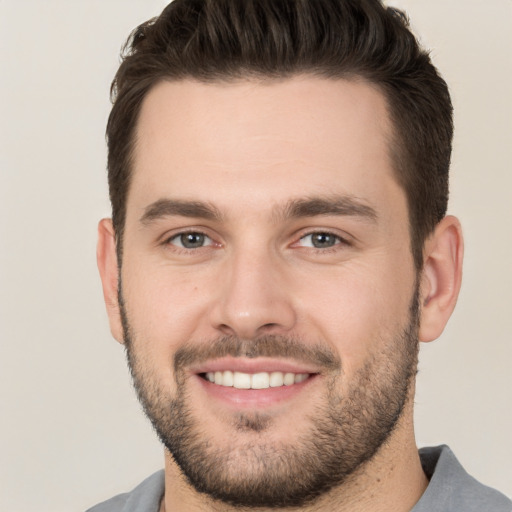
[107,0,453,271]
[98,0,463,508]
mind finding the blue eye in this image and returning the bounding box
[299,232,341,249]
[169,232,213,249]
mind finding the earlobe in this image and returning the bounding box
[96,218,124,344]
[418,215,464,343]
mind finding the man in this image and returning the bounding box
[91,0,511,510]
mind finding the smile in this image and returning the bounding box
[192,357,321,407]
[203,371,310,389]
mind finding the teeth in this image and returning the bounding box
[283,372,295,386]
[222,370,234,387]
[269,371,284,387]
[204,371,310,389]
[233,372,251,389]
[251,372,270,389]
[294,373,309,384]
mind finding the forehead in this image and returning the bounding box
[129,76,401,220]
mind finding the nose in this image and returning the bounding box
[209,247,297,339]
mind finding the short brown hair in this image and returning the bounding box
[107,0,453,270]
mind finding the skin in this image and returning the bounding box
[97,76,463,511]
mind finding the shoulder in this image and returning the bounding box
[85,470,165,512]
[414,445,511,512]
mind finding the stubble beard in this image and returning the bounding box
[121,290,420,509]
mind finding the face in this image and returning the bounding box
[117,77,420,507]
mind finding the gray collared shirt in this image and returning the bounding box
[86,445,511,511]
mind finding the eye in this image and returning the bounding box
[298,232,343,249]
[168,232,213,249]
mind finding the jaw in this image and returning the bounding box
[161,400,424,512]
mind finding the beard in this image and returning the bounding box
[121,288,420,509]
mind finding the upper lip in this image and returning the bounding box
[190,356,321,375]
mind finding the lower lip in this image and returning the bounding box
[194,374,318,408]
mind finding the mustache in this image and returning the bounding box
[173,335,341,374]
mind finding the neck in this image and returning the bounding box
[161,406,428,512]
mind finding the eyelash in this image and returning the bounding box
[296,231,349,250]
[164,230,216,251]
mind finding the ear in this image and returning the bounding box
[97,218,124,344]
[418,215,464,343]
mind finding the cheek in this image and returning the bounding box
[295,257,415,371]
[121,259,215,346]
[121,264,218,396]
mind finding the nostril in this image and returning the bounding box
[218,323,237,336]
[260,322,280,331]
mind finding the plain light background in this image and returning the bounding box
[1,1,511,510]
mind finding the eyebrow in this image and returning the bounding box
[139,195,377,225]
[275,195,378,223]
[140,199,223,225]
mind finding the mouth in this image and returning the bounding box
[200,370,311,389]
[191,357,320,408]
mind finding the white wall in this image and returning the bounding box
[0,1,510,510]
